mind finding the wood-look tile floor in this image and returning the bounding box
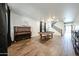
[8,35,64,56]
[62,32,75,56]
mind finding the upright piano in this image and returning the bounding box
[14,26,31,41]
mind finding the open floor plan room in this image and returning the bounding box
[1,3,79,56]
[7,3,78,56]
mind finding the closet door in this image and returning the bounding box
[0,3,8,56]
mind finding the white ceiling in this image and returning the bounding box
[8,3,79,23]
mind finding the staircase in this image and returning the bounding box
[51,21,62,36]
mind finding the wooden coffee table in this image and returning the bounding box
[39,32,54,41]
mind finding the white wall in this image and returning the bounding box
[10,11,40,41]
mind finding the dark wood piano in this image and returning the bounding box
[14,26,31,41]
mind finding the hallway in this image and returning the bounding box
[62,24,75,56]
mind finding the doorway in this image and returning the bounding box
[65,24,71,34]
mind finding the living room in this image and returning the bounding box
[8,3,64,56]
[1,3,79,56]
